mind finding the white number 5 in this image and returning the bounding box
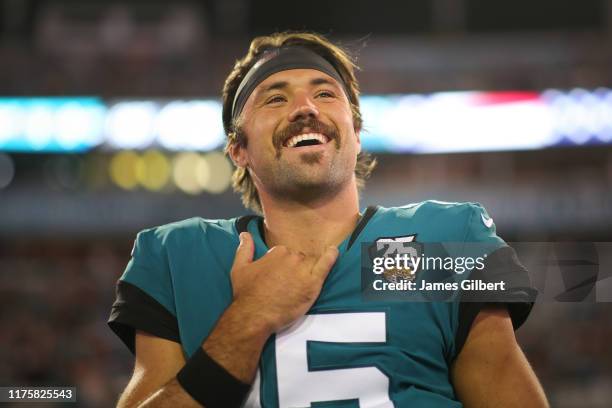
[275,312,393,407]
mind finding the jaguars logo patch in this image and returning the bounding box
[369,235,420,283]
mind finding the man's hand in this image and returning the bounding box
[230,231,340,332]
[203,232,339,383]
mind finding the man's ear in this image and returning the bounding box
[228,138,248,168]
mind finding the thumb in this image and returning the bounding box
[311,246,339,281]
[232,232,254,269]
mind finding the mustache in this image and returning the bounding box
[272,118,340,151]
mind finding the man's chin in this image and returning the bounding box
[297,151,325,166]
[279,185,337,204]
[279,172,350,200]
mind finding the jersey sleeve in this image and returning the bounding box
[108,228,180,354]
[454,203,537,357]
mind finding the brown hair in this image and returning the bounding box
[222,31,376,213]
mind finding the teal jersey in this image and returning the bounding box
[109,201,534,407]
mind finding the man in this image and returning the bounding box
[108,32,549,407]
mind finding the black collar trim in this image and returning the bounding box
[347,205,379,250]
[235,215,258,234]
[234,205,379,250]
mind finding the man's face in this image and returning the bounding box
[231,68,361,205]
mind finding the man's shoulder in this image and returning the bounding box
[379,200,485,220]
[373,200,492,241]
[134,216,241,249]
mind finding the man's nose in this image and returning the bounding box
[288,93,319,122]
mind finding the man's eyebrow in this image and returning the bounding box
[260,80,289,94]
[261,77,340,93]
[255,76,342,101]
[310,77,341,88]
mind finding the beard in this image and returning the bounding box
[268,150,354,204]
[251,118,357,205]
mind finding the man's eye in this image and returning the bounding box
[317,91,335,98]
[266,96,286,104]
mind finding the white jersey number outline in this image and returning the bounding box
[274,312,393,408]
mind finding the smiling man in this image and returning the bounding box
[108,32,549,408]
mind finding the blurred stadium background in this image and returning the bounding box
[1,0,612,406]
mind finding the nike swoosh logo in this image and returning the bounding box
[481,213,494,228]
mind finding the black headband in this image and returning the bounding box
[231,46,349,121]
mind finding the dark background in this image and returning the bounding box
[1,0,612,406]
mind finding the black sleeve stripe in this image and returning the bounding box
[454,246,537,358]
[455,301,492,360]
[108,280,180,355]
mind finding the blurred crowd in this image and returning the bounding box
[2,1,612,97]
[0,239,133,407]
[1,237,611,407]
[0,2,221,96]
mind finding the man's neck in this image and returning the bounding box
[259,183,361,257]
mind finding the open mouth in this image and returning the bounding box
[283,133,330,148]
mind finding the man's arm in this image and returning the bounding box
[118,295,272,408]
[118,296,272,407]
[451,305,549,408]
[116,232,338,407]
[117,331,188,407]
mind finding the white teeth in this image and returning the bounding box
[286,133,329,148]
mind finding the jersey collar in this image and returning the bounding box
[235,205,379,256]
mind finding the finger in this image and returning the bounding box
[265,245,289,259]
[311,246,339,280]
[232,232,254,269]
